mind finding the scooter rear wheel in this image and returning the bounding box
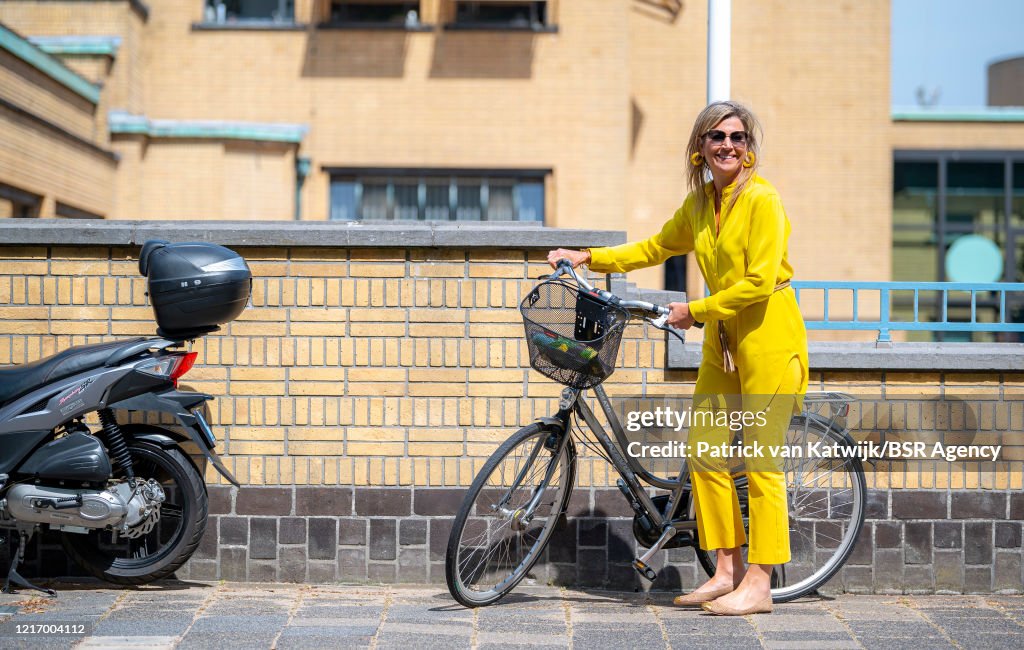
[61,433,208,585]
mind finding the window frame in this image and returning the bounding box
[320,1,434,31]
[445,1,557,33]
[198,0,299,28]
[325,167,549,223]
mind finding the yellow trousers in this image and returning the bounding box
[689,358,801,565]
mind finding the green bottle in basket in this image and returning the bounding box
[531,330,599,367]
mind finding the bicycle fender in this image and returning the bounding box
[802,412,857,446]
[798,413,876,467]
[534,416,565,431]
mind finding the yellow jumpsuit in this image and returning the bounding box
[588,175,808,565]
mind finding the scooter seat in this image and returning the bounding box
[0,338,148,406]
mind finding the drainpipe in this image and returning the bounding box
[295,156,311,220]
[707,0,731,103]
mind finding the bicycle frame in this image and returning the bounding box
[503,383,697,565]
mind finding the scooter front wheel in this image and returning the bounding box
[61,433,208,585]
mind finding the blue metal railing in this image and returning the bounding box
[789,281,1024,343]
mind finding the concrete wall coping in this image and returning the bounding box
[0,220,628,249]
[668,340,1024,372]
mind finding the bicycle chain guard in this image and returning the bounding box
[631,495,694,549]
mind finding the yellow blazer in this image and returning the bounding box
[588,175,808,401]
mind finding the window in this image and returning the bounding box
[0,183,41,218]
[328,169,546,222]
[892,153,1024,341]
[204,0,295,24]
[451,1,549,30]
[329,1,421,26]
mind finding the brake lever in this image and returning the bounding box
[651,313,704,330]
[647,315,687,344]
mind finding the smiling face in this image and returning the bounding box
[700,115,747,187]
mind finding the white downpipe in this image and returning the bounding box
[707,0,731,103]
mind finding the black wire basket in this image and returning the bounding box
[520,280,630,389]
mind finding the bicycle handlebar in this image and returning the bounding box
[548,259,704,330]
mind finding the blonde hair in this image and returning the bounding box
[685,101,763,215]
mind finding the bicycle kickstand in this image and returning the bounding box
[631,526,678,582]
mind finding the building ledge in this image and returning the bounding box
[0,24,100,104]
[668,341,1024,372]
[28,35,122,57]
[893,106,1024,123]
[317,21,435,31]
[190,21,309,32]
[442,22,558,33]
[0,220,627,249]
[108,112,308,143]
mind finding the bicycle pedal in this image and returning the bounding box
[632,559,657,582]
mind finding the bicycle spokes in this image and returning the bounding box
[446,425,574,606]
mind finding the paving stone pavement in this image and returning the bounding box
[0,582,1022,649]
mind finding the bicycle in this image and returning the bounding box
[445,260,866,608]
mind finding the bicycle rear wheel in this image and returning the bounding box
[695,415,866,603]
[445,422,576,608]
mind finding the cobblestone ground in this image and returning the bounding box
[0,582,1023,649]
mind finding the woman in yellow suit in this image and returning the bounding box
[548,101,807,616]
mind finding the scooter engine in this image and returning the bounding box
[2,479,165,535]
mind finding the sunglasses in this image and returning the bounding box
[703,130,748,146]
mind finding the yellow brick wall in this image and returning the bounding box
[109,138,296,220]
[58,55,110,85]
[0,48,97,142]
[625,0,707,293]
[731,0,893,287]
[132,0,633,230]
[0,104,115,218]
[0,0,145,118]
[0,244,1018,492]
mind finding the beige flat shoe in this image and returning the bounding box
[672,585,735,607]
[701,595,773,615]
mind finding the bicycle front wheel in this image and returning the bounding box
[445,422,576,608]
[695,415,867,603]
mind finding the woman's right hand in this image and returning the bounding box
[547,248,591,269]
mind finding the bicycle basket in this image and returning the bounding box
[520,279,629,389]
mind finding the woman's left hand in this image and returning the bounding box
[666,302,696,329]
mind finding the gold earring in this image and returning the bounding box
[690,152,704,167]
[742,151,756,168]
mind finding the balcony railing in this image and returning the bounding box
[791,281,1024,343]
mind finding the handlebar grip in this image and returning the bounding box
[655,304,704,329]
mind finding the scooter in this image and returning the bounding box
[0,240,249,595]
